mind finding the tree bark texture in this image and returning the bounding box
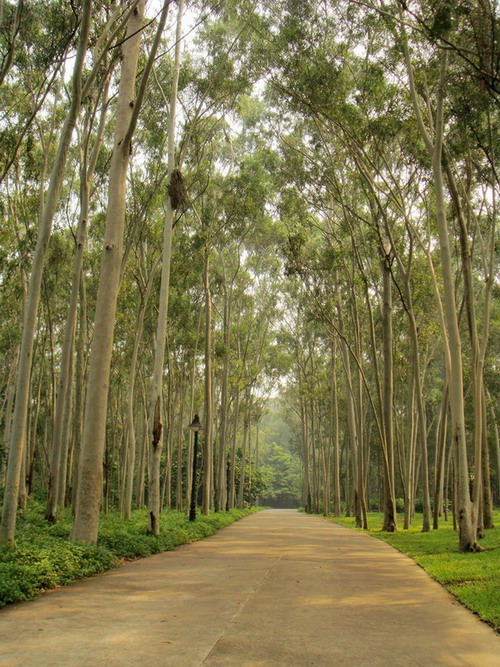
[71,1,145,544]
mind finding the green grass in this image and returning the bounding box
[0,501,257,608]
[326,511,500,632]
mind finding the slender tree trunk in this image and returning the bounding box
[331,337,341,516]
[46,176,86,521]
[403,39,477,551]
[444,163,496,535]
[237,399,250,510]
[433,386,449,529]
[46,73,111,522]
[229,392,240,510]
[339,333,361,527]
[123,260,158,519]
[431,54,477,550]
[444,433,453,522]
[24,350,44,509]
[408,312,431,532]
[161,399,174,511]
[147,0,182,532]
[185,312,201,512]
[176,376,186,511]
[202,245,214,514]
[57,343,74,507]
[0,0,93,545]
[135,376,149,509]
[299,382,311,513]
[254,424,260,505]
[72,2,146,544]
[309,400,319,513]
[380,254,397,531]
[71,274,87,511]
[0,348,18,487]
[216,279,230,512]
[481,389,494,529]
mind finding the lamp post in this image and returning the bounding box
[225,455,231,512]
[188,414,202,521]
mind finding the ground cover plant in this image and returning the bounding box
[327,511,500,633]
[0,501,256,607]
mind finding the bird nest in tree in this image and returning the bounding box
[168,169,187,210]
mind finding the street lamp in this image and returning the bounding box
[188,414,202,521]
[225,454,231,512]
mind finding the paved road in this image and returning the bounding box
[0,510,498,666]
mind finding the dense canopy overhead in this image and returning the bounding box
[0,0,498,552]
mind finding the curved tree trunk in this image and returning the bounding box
[403,38,477,551]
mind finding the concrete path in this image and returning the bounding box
[0,510,498,667]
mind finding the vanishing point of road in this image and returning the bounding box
[0,510,498,666]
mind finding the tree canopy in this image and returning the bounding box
[0,0,498,553]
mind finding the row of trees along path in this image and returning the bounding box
[0,0,498,552]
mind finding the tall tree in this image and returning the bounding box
[148,0,184,535]
[0,0,93,545]
[72,0,168,544]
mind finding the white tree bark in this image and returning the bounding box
[123,257,159,519]
[45,75,111,523]
[0,0,93,545]
[148,0,184,533]
[202,244,214,514]
[71,1,145,544]
[381,252,397,532]
[401,29,477,550]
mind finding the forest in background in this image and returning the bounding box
[0,0,498,552]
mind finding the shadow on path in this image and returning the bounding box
[0,510,497,666]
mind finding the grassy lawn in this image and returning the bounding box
[326,511,500,633]
[0,501,257,608]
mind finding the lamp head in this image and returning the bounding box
[188,414,202,432]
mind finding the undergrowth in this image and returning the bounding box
[327,511,500,633]
[0,502,256,608]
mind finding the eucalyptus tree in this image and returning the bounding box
[72,0,170,544]
[0,0,23,88]
[398,10,478,551]
[0,1,78,184]
[348,132,437,533]
[266,0,498,549]
[45,64,113,523]
[276,118,396,527]
[121,251,159,519]
[148,0,185,536]
[232,274,281,509]
[0,0,93,545]
[350,0,497,546]
[265,2,400,526]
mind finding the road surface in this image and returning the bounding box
[0,510,498,666]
